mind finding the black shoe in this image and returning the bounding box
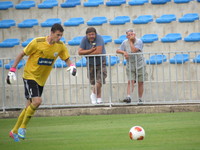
[137,99,143,105]
[123,97,131,103]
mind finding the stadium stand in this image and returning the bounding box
[161,33,182,42]
[106,0,126,6]
[193,54,200,63]
[114,35,127,44]
[151,0,171,4]
[4,59,26,69]
[0,19,16,28]
[106,56,120,66]
[18,19,39,28]
[0,39,20,48]
[21,38,34,47]
[156,14,176,23]
[15,1,36,9]
[184,32,200,42]
[169,54,189,64]
[0,1,13,10]
[174,0,191,4]
[83,0,104,7]
[133,15,153,24]
[53,59,67,68]
[68,36,84,45]
[128,0,149,6]
[38,0,58,9]
[41,18,62,27]
[102,35,112,44]
[87,17,107,26]
[109,16,130,25]
[146,54,167,64]
[60,37,66,43]
[141,34,159,43]
[60,0,81,8]
[178,13,199,22]
[76,57,87,67]
[64,17,84,26]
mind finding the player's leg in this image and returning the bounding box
[18,79,43,139]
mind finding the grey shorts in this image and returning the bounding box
[126,66,147,82]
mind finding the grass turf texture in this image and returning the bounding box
[0,112,199,150]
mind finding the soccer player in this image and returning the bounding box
[6,23,76,142]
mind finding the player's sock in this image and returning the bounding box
[12,108,26,134]
[20,104,36,129]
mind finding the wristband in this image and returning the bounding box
[70,64,75,67]
[10,67,16,72]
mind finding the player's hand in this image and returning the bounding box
[6,67,17,84]
[67,64,77,76]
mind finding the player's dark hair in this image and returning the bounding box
[86,27,97,34]
[51,23,64,33]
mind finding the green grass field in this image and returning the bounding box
[0,112,200,150]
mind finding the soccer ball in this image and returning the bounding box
[129,126,145,140]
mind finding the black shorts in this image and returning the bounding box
[23,79,44,100]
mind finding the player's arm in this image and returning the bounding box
[11,51,26,68]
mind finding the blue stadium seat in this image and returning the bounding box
[38,0,58,9]
[184,33,200,42]
[60,37,66,43]
[198,0,200,2]
[53,59,67,68]
[151,0,171,4]
[141,34,158,43]
[193,55,200,63]
[0,1,13,10]
[102,35,112,44]
[109,16,130,25]
[0,60,2,67]
[15,1,35,9]
[174,0,191,3]
[146,54,167,64]
[106,56,120,66]
[161,33,182,42]
[22,38,34,47]
[87,17,107,26]
[18,19,38,28]
[156,14,176,23]
[84,0,104,7]
[128,0,148,5]
[0,19,16,28]
[4,59,26,69]
[170,54,189,64]
[106,0,126,6]
[68,36,84,45]
[64,17,84,26]
[114,35,127,44]
[133,15,153,24]
[178,13,199,23]
[41,18,61,27]
[0,39,20,48]
[76,57,87,67]
[60,0,81,8]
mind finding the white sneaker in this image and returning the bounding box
[90,93,97,104]
[97,98,103,104]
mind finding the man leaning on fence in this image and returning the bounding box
[116,29,147,104]
[78,27,107,104]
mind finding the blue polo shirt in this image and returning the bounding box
[80,34,106,65]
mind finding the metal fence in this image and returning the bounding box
[0,51,200,111]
